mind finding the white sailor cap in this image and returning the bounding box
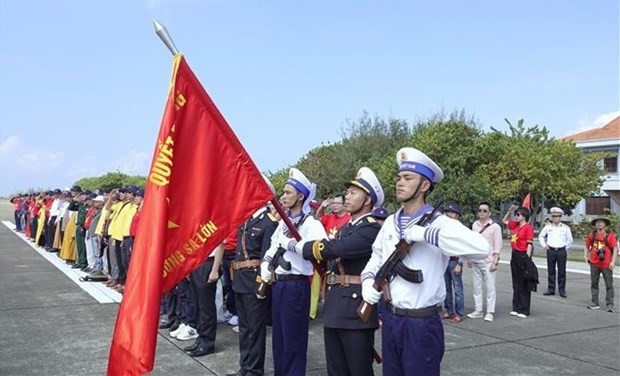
[261,173,276,196]
[396,147,444,183]
[549,207,564,215]
[348,167,384,209]
[285,168,317,214]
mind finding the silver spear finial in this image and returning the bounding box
[153,19,180,55]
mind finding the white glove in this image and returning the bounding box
[256,293,267,300]
[362,279,381,304]
[260,263,271,283]
[404,224,426,243]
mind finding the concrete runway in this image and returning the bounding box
[0,201,618,375]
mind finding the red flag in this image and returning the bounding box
[522,193,531,210]
[107,54,274,375]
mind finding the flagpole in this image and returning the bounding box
[153,20,180,55]
[270,198,301,241]
[269,198,324,276]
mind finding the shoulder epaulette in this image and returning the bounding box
[267,213,277,222]
[366,216,376,223]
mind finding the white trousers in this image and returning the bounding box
[472,262,497,314]
[85,230,94,268]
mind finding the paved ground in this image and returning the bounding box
[0,200,618,375]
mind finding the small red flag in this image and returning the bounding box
[107,54,274,375]
[522,193,531,210]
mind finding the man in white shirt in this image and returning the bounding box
[539,207,573,298]
[467,202,503,322]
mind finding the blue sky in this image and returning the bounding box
[0,0,618,196]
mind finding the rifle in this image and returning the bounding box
[357,199,444,322]
[257,198,325,296]
[257,245,291,296]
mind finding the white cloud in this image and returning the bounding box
[0,135,20,155]
[575,111,620,133]
[14,151,64,170]
[110,149,152,175]
[0,135,64,170]
[65,155,101,179]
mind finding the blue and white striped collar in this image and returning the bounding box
[394,204,434,235]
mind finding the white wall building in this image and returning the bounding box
[563,116,620,222]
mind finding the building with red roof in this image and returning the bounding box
[563,116,620,219]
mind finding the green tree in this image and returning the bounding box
[272,112,410,202]
[478,119,606,221]
[406,111,491,222]
[74,171,146,192]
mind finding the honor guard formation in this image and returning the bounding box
[8,146,618,376]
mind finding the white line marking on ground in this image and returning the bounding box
[2,220,122,303]
[498,260,620,279]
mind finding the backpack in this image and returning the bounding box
[589,229,615,252]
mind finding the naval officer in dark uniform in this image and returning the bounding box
[292,167,384,376]
[228,176,279,376]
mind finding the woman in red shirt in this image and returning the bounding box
[503,204,535,318]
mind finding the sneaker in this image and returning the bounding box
[509,311,518,316]
[606,305,614,313]
[227,315,239,326]
[484,313,494,322]
[467,311,484,319]
[170,323,187,338]
[587,304,600,310]
[232,325,239,333]
[176,326,198,341]
[516,313,527,318]
[222,310,234,323]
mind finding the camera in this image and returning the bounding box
[596,246,606,260]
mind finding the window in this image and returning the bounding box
[585,196,611,215]
[603,155,618,173]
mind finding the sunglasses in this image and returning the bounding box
[551,215,561,218]
[514,213,523,217]
[478,209,489,213]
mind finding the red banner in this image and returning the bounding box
[107,54,274,375]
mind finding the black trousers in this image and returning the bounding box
[236,292,268,376]
[510,250,531,315]
[30,217,37,240]
[324,327,375,376]
[14,211,22,231]
[45,216,57,248]
[546,247,567,294]
[190,258,217,352]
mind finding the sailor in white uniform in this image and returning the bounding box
[361,147,489,376]
[260,168,326,376]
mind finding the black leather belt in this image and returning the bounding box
[275,274,306,281]
[548,246,566,251]
[386,303,440,318]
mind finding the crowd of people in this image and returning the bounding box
[10,185,145,292]
[8,146,618,376]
